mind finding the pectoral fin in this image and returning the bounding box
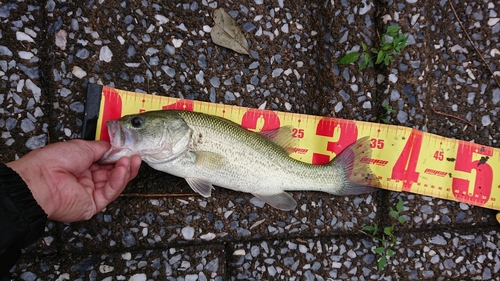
[186,178,213,197]
[253,192,297,211]
[191,151,226,169]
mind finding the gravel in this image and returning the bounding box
[1,0,499,280]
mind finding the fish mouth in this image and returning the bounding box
[99,120,137,163]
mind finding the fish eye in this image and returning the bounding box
[130,116,144,128]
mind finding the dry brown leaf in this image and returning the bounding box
[210,8,250,55]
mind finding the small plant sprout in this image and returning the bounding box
[361,197,406,270]
[337,25,409,71]
[381,103,396,124]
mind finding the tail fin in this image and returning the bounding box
[331,136,380,195]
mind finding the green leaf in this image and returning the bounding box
[387,25,401,37]
[373,247,386,254]
[363,224,379,235]
[362,225,376,231]
[364,53,372,64]
[359,53,372,71]
[371,47,379,54]
[375,50,385,64]
[381,44,392,52]
[396,198,404,213]
[398,216,407,224]
[384,55,393,65]
[359,60,368,71]
[378,256,387,271]
[361,42,368,51]
[384,226,393,236]
[382,118,391,124]
[337,52,360,65]
[387,249,395,257]
[390,210,399,219]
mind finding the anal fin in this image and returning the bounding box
[253,192,297,211]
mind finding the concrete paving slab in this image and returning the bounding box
[1,0,499,280]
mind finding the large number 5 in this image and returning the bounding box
[452,142,493,205]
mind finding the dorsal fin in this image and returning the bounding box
[259,126,298,154]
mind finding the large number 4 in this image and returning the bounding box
[452,142,493,206]
[391,131,422,191]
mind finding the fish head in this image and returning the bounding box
[100,111,193,164]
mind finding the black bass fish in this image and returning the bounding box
[101,110,379,210]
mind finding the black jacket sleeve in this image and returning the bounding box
[0,163,47,278]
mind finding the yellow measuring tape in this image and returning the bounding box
[84,85,500,211]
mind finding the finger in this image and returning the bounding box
[92,169,112,184]
[81,140,112,162]
[128,155,142,180]
[89,162,115,172]
[93,158,131,211]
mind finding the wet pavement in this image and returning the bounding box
[1,0,500,280]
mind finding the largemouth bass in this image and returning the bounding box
[101,110,379,210]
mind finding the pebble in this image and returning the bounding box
[224,91,236,101]
[195,71,204,85]
[481,115,492,126]
[55,30,67,50]
[397,110,408,123]
[20,272,37,281]
[18,51,34,60]
[492,89,500,104]
[388,74,398,83]
[210,76,220,87]
[172,39,183,48]
[272,68,283,78]
[25,79,41,102]
[99,265,115,274]
[69,101,84,113]
[122,229,136,247]
[162,66,176,78]
[99,46,113,62]
[129,273,147,281]
[182,226,195,240]
[72,66,87,78]
[16,31,35,42]
[429,235,447,245]
[250,197,265,208]
[21,119,35,133]
[25,134,46,150]
[0,45,13,56]
[155,14,169,24]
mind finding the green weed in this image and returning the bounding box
[361,197,406,270]
[381,103,396,124]
[337,25,409,71]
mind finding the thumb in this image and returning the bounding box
[72,140,112,162]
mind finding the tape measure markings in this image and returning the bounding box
[93,86,500,210]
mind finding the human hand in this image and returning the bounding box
[6,139,141,222]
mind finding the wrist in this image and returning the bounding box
[6,159,55,219]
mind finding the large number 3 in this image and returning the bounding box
[452,142,493,206]
[313,118,358,165]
